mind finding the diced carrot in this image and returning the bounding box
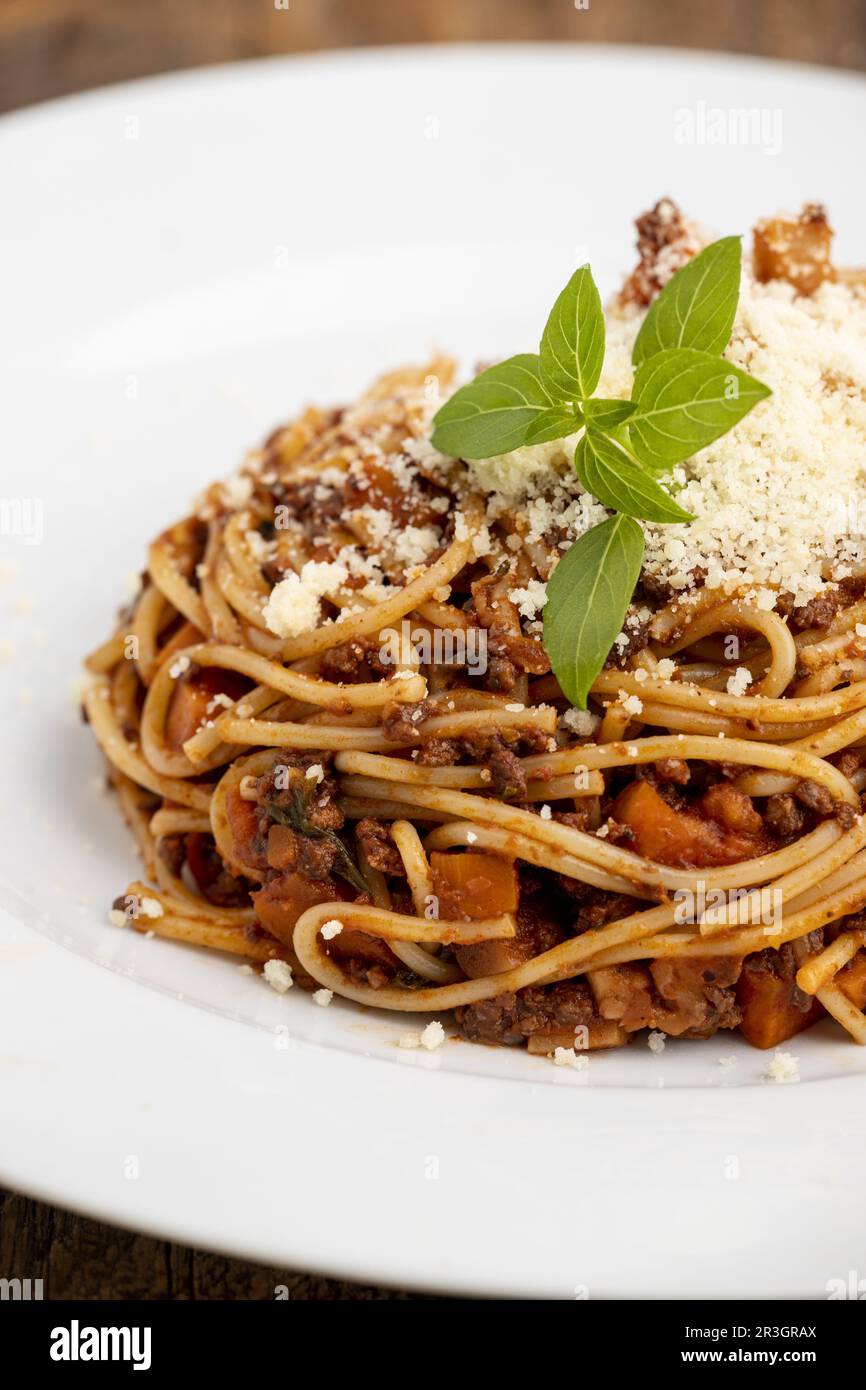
[430,851,519,921]
[837,952,866,1010]
[154,621,204,672]
[613,781,767,869]
[266,823,296,871]
[165,667,249,751]
[737,956,823,1049]
[251,872,344,948]
[225,786,268,873]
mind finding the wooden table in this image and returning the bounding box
[2,0,865,1302]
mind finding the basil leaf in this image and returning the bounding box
[523,404,583,446]
[543,514,645,710]
[430,354,553,459]
[632,236,742,365]
[629,347,771,469]
[539,266,605,402]
[574,430,694,523]
[581,398,637,429]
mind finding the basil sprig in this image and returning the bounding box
[430,236,771,708]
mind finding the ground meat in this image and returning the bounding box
[654,757,691,786]
[603,619,651,669]
[381,698,429,744]
[603,819,637,847]
[470,572,550,685]
[764,792,806,840]
[267,825,340,879]
[355,818,404,876]
[794,778,836,817]
[579,892,637,931]
[834,749,866,780]
[320,638,391,684]
[553,809,591,833]
[788,589,843,631]
[455,980,596,1046]
[460,733,527,800]
[838,803,860,829]
[158,833,186,878]
[650,955,743,1037]
[258,755,344,832]
[619,197,699,307]
[186,832,251,906]
[485,653,519,692]
[416,738,460,766]
[700,783,764,836]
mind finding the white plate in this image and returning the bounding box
[2,44,866,1299]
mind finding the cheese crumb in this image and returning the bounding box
[138,896,164,920]
[262,559,348,639]
[561,708,600,737]
[647,1030,667,1054]
[553,1047,588,1070]
[509,579,548,621]
[305,763,325,784]
[263,959,294,993]
[313,988,334,1007]
[726,666,752,697]
[168,656,191,679]
[539,804,552,820]
[421,1020,445,1050]
[320,919,343,940]
[764,1050,800,1083]
[108,908,127,927]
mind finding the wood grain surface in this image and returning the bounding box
[2,0,865,1302]
[1,0,864,113]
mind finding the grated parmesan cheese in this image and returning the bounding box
[726,666,753,697]
[262,559,349,639]
[263,959,294,994]
[764,1050,800,1083]
[553,1047,588,1070]
[509,578,548,621]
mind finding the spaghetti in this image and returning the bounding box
[84,204,866,1057]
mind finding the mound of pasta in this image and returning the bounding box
[84,200,866,1058]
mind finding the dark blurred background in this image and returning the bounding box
[3,0,865,1302]
[2,0,865,114]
